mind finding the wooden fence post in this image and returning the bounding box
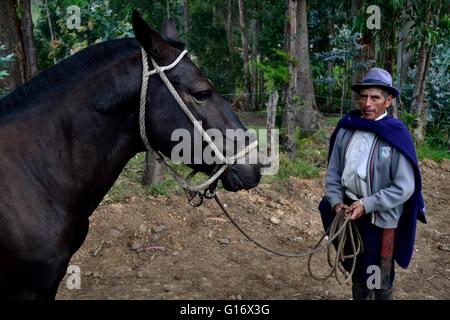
[142,151,164,186]
[266,91,279,157]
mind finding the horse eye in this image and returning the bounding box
[193,90,212,102]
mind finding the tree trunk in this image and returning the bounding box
[142,151,164,186]
[166,0,171,18]
[282,0,298,158]
[43,0,57,65]
[0,0,26,91]
[411,39,432,145]
[238,0,251,111]
[183,0,189,49]
[19,0,38,80]
[251,19,259,110]
[340,69,347,117]
[351,0,362,17]
[396,5,414,109]
[350,0,375,106]
[224,0,236,96]
[258,54,264,107]
[382,24,396,77]
[266,91,279,158]
[383,23,398,118]
[295,0,322,133]
[351,35,375,106]
[326,14,334,110]
[225,0,234,56]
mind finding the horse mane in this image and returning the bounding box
[0,38,140,119]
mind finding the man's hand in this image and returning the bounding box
[334,202,349,215]
[346,200,365,220]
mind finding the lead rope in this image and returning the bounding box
[139,48,362,282]
[214,193,363,283]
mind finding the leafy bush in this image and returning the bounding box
[402,28,450,147]
[255,48,289,93]
[314,25,374,113]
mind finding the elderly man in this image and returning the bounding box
[319,68,426,300]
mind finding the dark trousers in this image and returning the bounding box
[342,197,395,300]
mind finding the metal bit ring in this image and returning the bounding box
[188,191,204,207]
[203,188,216,199]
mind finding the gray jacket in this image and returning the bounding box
[325,128,415,228]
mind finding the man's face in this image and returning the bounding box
[358,88,392,120]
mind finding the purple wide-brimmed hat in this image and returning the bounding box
[351,67,400,98]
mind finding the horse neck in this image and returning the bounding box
[31,47,145,216]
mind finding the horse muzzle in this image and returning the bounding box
[220,163,261,192]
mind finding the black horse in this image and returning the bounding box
[0,12,261,299]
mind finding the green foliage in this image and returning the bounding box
[314,24,371,112]
[263,127,328,184]
[296,128,328,167]
[255,48,289,92]
[25,0,449,177]
[34,0,132,69]
[325,116,340,127]
[426,40,450,112]
[416,143,450,162]
[274,153,321,180]
[406,0,445,51]
[318,25,372,74]
[188,0,239,95]
[398,111,415,128]
[402,25,449,147]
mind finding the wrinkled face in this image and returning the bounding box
[132,11,261,192]
[358,88,392,120]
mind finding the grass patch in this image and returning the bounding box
[416,143,450,162]
[261,129,328,183]
[325,116,341,127]
[276,153,321,179]
[106,152,220,203]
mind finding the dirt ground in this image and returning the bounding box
[56,158,450,300]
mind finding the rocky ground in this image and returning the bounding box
[56,159,450,300]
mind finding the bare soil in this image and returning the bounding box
[56,160,450,300]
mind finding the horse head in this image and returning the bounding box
[131,12,261,192]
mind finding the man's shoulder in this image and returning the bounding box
[335,126,353,137]
[333,127,354,147]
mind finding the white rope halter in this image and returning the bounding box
[139,48,258,194]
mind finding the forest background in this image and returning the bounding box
[0,0,448,195]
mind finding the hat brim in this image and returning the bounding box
[351,83,400,98]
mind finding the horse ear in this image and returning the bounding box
[132,10,168,59]
[161,18,186,51]
[161,18,179,41]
